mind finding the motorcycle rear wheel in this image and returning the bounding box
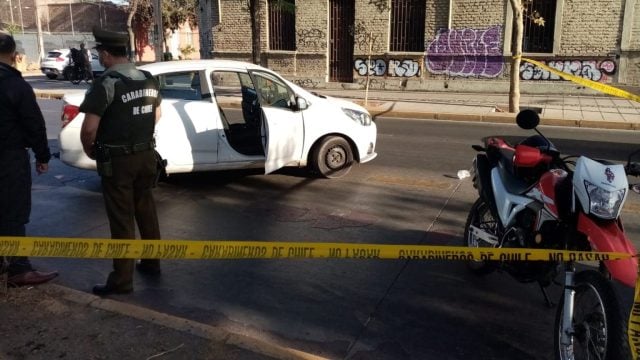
[554,270,631,360]
[463,198,498,275]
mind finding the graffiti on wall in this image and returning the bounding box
[519,60,617,82]
[297,29,326,50]
[354,21,383,52]
[369,0,390,12]
[357,78,388,90]
[426,26,504,78]
[354,59,421,77]
[293,78,320,89]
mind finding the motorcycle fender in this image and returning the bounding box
[473,154,500,221]
[577,213,638,287]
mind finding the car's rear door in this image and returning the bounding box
[154,70,219,171]
[248,70,304,174]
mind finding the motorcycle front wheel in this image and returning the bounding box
[463,198,498,275]
[554,270,631,360]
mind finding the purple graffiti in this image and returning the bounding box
[426,26,504,78]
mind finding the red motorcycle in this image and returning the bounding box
[464,110,639,359]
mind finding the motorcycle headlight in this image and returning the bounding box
[342,108,372,126]
[584,180,626,219]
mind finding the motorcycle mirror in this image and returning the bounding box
[516,109,540,130]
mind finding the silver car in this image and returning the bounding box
[40,48,105,80]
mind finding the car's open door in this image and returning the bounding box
[249,70,304,174]
[261,107,303,174]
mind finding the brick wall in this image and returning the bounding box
[213,0,253,54]
[451,0,505,28]
[204,0,637,87]
[626,53,640,84]
[295,0,327,53]
[354,0,390,55]
[426,0,450,43]
[631,0,640,49]
[559,0,624,55]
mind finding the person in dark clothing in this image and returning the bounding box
[79,43,93,81]
[80,27,162,296]
[0,32,58,286]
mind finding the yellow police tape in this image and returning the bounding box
[519,57,640,103]
[630,284,640,360]
[2,235,640,355]
[0,236,635,261]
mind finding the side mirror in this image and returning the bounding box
[296,96,309,111]
[516,109,540,130]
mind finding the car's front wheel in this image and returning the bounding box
[311,136,354,179]
[45,73,57,80]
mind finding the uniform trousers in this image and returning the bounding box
[0,149,34,276]
[100,149,160,287]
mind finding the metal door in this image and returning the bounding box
[329,0,355,82]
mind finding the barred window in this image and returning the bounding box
[268,0,296,51]
[523,0,556,53]
[390,0,426,52]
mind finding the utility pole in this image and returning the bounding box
[153,0,164,61]
[17,0,24,34]
[9,0,15,24]
[35,0,44,61]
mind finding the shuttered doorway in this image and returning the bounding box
[329,0,355,82]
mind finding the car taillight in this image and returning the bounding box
[61,104,80,128]
[56,57,65,62]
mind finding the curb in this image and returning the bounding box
[35,91,637,131]
[367,109,638,131]
[43,284,328,360]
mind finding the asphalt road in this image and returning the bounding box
[30,99,640,359]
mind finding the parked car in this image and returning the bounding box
[40,48,105,79]
[59,60,378,179]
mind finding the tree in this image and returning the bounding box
[131,0,198,60]
[126,0,141,60]
[162,0,198,33]
[1,22,21,36]
[509,0,545,113]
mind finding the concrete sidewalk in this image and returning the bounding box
[0,283,323,360]
[315,89,640,131]
[27,72,640,130]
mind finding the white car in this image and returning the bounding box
[59,60,377,178]
[40,49,105,79]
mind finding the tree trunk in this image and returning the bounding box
[249,0,261,65]
[126,0,139,61]
[509,0,523,113]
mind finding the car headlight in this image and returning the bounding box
[584,180,626,219]
[342,108,372,126]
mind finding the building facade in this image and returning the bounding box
[199,0,639,92]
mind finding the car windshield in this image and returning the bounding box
[46,52,62,58]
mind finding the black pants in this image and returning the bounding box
[0,149,33,276]
[101,150,160,287]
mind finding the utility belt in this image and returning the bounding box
[94,140,156,177]
[103,141,156,157]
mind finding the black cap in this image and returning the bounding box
[92,26,128,49]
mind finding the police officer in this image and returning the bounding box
[80,27,162,296]
[0,32,58,286]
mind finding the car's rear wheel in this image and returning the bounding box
[45,73,57,80]
[311,136,354,179]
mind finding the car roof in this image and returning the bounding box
[138,59,268,74]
